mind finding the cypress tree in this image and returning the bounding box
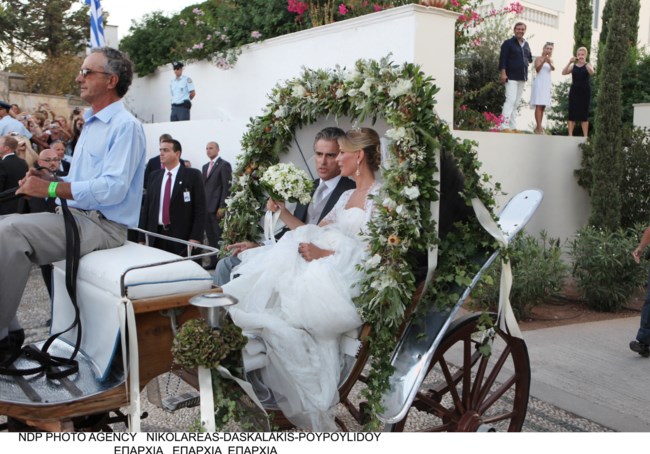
[589,0,640,229]
[596,0,613,64]
[573,0,593,56]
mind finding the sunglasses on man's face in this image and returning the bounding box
[79,68,112,78]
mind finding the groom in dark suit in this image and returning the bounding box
[202,141,232,269]
[138,138,206,256]
[214,127,355,286]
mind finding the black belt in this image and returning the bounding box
[171,103,188,107]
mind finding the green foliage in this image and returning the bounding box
[589,0,640,230]
[119,0,305,75]
[546,80,570,135]
[119,11,189,76]
[0,0,88,63]
[620,127,650,228]
[573,0,593,56]
[570,225,647,312]
[172,318,247,369]
[450,1,521,130]
[7,54,82,96]
[577,127,650,230]
[596,0,613,65]
[472,231,569,319]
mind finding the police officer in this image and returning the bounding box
[170,61,196,122]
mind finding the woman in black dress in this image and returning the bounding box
[562,47,595,136]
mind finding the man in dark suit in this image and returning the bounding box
[0,135,28,215]
[143,134,185,192]
[138,138,206,256]
[51,140,71,176]
[202,141,232,269]
[214,127,355,285]
[131,133,182,243]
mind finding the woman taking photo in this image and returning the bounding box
[562,46,595,137]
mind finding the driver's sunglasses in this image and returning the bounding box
[79,68,112,78]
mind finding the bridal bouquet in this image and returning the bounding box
[260,162,313,204]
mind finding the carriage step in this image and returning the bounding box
[162,391,201,412]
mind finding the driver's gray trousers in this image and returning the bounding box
[0,209,125,339]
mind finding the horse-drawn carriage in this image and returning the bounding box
[0,188,541,432]
[0,58,543,432]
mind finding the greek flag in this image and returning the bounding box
[86,0,106,48]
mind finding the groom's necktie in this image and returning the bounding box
[308,183,327,224]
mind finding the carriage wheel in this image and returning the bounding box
[392,312,530,432]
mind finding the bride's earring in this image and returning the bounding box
[355,161,360,177]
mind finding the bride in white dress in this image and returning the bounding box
[529,42,555,134]
[221,128,381,431]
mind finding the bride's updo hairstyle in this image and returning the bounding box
[338,127,381,172]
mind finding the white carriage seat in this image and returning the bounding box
[50,241,213,381]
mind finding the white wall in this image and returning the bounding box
[133,4,590,246]
[634,103,650,129]
[456,130,590,243]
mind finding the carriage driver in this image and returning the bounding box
[0,47,146,367]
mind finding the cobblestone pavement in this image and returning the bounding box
[0,267,612,432]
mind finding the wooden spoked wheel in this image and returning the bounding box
[392,313,530,432]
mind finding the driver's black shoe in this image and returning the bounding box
[8,329,25,349]
[0,329,24,367]
[629,340,650,357]
[0,339,19,367]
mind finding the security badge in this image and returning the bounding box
[177,181,191,202]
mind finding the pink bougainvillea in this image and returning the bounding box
[483,112,505,131]
[338,4,349,15]
[287,0,309,16]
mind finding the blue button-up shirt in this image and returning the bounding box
[170,74,195,104]
[65,100,146,228]
[499,36,533,81]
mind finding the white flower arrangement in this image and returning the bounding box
[259,162,313,205]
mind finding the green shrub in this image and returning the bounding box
[569,225,647,312]
[621,127,650,228]
[472,231,569,319]
[575,127,650,229]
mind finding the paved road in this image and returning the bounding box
[1,267,636,432]
[524,317,650,432]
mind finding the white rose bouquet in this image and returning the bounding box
[260,162,313,205]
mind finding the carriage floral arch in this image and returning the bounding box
[220,56,499,428]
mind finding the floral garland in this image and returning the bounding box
[221,56,497,429]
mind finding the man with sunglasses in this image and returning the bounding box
[0,47,146,367]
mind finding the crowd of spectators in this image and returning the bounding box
[0,101,85,161]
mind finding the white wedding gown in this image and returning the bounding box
[221,185,378,431]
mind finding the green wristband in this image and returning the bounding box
[48,182,58,198]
